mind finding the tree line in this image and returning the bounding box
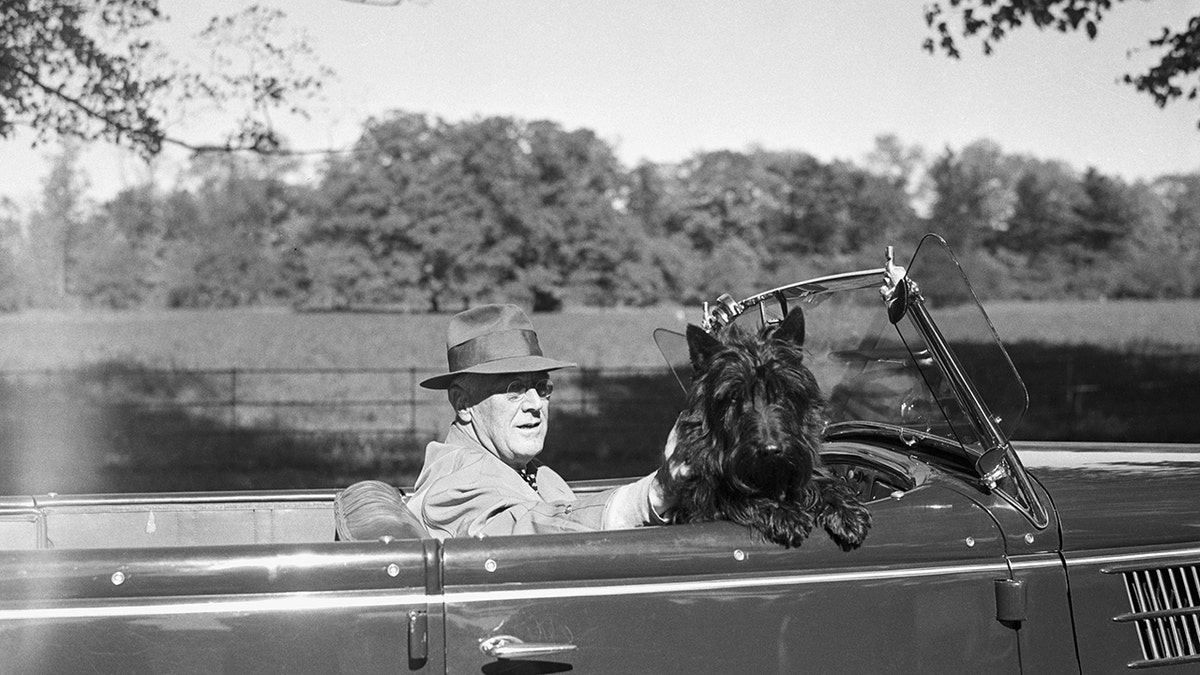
[2,110,1197,313]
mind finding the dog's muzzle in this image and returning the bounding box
[732,443,811,495]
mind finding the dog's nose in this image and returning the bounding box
[765,443,782,454]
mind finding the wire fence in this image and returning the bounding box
[1,353,1197,441]
[0,365,684,493]
[0,364,678,436]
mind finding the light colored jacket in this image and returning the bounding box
[407,424,663,539]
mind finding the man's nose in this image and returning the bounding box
[517,387,543,408]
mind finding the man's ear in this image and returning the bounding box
[449,383,473,424]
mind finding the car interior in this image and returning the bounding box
[0,440,922,551]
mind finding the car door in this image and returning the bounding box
[439,473,1021,674]
[0,539,442,674]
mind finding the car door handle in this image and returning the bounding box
[479,635,578,659]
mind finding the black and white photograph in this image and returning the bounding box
[0,1,1198,672]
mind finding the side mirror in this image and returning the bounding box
[974,446,1010,491]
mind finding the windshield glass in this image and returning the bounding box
[904,235,1029,440]
[656,235,1029,449]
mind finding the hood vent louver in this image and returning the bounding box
[1105,562,1200,669]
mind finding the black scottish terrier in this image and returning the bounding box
[661,308,871,550]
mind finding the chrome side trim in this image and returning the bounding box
[443,561,1011,605]
[1069,547,1200,569]
[0,561,1011,621]
[1008,557,1065,571]
[32,489,340,508]
[0,589,426,621]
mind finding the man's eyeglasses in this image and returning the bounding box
[505,378,554,401]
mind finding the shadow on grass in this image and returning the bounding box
[548,342,1200,482]
[0,361,424,495]
[547,369,686,481]
[999,341,1200,443]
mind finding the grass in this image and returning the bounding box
[0,305,694,370]
[981,299,1200,352]
[3,299,1199,372]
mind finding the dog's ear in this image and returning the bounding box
[686,324,723,372]
[775,307,806,347]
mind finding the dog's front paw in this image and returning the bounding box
[755,503,816,549]
[820,499,872,551]
[814,477,872,551]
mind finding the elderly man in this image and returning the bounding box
[406,303,672,539]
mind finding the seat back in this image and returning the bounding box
[333,480,425,541]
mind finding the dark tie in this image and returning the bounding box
[517,464,538,491]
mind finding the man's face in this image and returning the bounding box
[454,371,552,468]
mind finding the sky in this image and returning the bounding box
[2,0,1198,209]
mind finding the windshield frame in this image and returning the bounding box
[680,235,1048,529]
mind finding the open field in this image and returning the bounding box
[0,306,691,370]
[2,299,1199,371]
[981,299,1200,353]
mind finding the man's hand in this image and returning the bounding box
[661,415,690,480]
[648,418,688,522]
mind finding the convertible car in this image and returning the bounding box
[1,235,1197,674]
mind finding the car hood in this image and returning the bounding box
[1015,441,1200,553]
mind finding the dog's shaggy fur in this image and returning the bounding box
[661,308,871,550]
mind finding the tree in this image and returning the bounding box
[1113,176,1200,296]
[161,5,335,153]
[303,111,651,311]
[161,153,299,307]
[0,1,164,150]
[303,111,483,311]
[1154,173,1200,255]
[517,120,653,308]
[71,182,187,308]
[1002,160,1087,258]
[761,153,919,264]
[1072,167,1138,258]
[922,1,1200,126]
[0,197,29,311]
[26,142,90,305]
[925,140,1027,254]
[863,133,929,212]
[0,1,332,155]
[1117,172,1200,298]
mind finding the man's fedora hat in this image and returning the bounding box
[419,304,575,390]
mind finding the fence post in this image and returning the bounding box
[1063,352,1075,438]
[230,367,239,429]
[409,366,418,437]
[581,367,589,416]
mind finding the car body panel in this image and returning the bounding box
[1006,553,1081,675]
[1017,442,1200,551]
[0,541,443,673]
[440,466,1023,674]
[1015,441,1200,673]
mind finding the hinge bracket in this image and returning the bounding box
[994,578,1026,625]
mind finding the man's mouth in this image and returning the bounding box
[516,420,541,430]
